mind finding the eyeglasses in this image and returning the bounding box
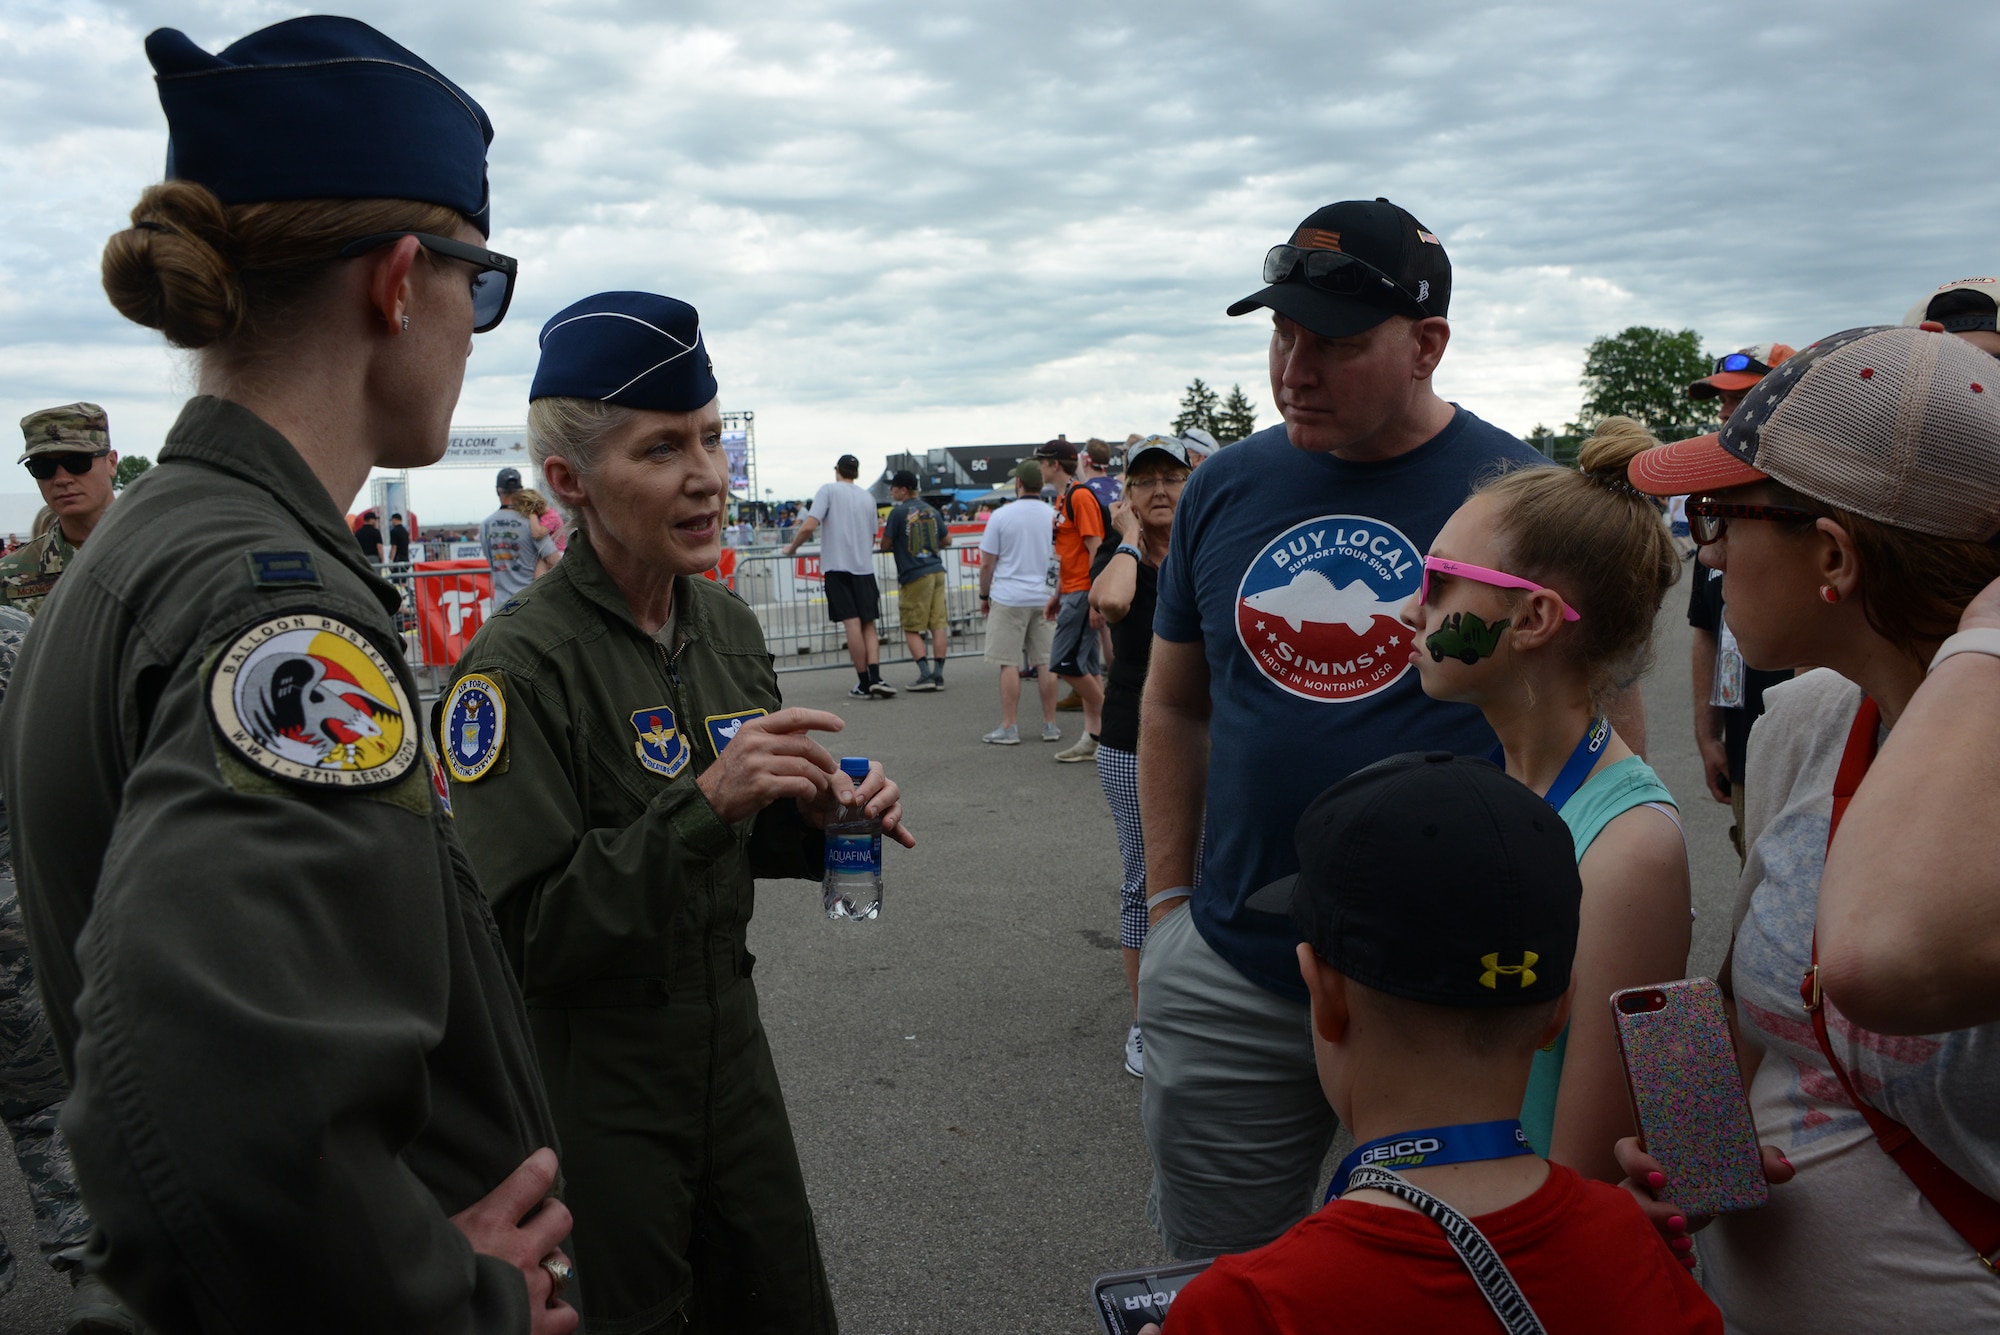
[1711,351,1773,378]
[1124,472,1189,492]
[23,450,107,480]
[1261,245,1425,317]
[1420,556,1581,621]
[1685,499,1820,546]
[336,232,519,333]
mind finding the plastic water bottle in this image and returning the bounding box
[823,757,882,921]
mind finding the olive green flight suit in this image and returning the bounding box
[446,530,834,1335]
[0,397,560,1334]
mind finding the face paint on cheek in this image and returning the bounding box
[1425,611,1511,666]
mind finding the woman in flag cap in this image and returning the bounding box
[443,290,911,1334]
[0,16,575,1334]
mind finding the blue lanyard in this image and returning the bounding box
[1328,1119,1533,1205]
[1489,715,1608,814]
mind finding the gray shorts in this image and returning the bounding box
[1050,590,1100,677]
[1137,903,1338,1258]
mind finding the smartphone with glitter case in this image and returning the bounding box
[1612,977,1768,1215]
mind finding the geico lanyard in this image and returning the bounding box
[1329,1119,1533,1206]
[1489,715,1608,815]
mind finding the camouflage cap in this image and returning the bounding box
[18,403,109,462]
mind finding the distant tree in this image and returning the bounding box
[113,454,153,491]
[1214,384,1258,443]
[1172,378,1220,437]
[1575,326,1712,439]
[1525,424,1555,456]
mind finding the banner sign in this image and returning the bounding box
[413,560,492,666]
[443,429,530,466]
[721,428,750,494]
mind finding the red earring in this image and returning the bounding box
[1819,585,1840,604]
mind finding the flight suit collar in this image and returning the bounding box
[557,527,711,650]
[157,396,401,614]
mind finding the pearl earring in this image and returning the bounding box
[1819,585,1840,604]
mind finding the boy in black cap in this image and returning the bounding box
[882,468,951,689]
[1152,755,1718,1334]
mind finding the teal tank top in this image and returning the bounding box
[1520,755,1678,1156]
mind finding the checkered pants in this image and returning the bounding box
[1096,744,1150,950]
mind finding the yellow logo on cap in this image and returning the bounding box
[1479,951,1539,990]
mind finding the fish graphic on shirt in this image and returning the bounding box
[1242,569,1404,634]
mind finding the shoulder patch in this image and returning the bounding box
[205,612,417,791]
[704,708,767,754]
[421,718,454,817]
[441,672,507,783]
[630,705,691,777]
[245,550,322,589]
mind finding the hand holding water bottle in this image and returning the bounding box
[821,756,914,922]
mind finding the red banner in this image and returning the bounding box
[413,559,492,666]
[702,548,738,589]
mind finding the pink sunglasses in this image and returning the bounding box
[1420,556,1581,622]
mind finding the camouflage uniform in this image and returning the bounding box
[3,402,109,618]
[0,604,90,1293]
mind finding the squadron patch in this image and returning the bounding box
[630,705,691,778]
[704,708,767,754]
[206,613,417,790]
[441,673,507,782]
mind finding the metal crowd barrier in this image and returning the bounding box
[379,541,990,704]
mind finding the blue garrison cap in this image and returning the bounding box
[147,16,495,235]
[530,292,720,412]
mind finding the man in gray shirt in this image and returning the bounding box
[480,466,558,604]
[784,454,894,699]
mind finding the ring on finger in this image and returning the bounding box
[541,1253,573,1299]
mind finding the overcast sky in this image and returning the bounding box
[1,0,1994,522]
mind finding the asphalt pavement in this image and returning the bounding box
[0,577,1739,1334]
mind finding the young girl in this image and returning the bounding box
[1399,416,1691,1183]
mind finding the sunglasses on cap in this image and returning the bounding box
[336,232,519,333]
[1420,555,1581,621]
[1261,245,1426,318]
[23,450,108,480]
[1711,351,1773,378]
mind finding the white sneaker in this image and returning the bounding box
[982,724,1020,745]
[1041,722,1063,742]
[1055,735,1099,764]
[1124,1024,1144,1078]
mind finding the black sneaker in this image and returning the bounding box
[868,680,898,698]
[848,684,873,699]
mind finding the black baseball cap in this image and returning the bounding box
[1033,438,1078,464]
[495,466,523,491]
[1246,752,1581,1007]
[836,454,861,477]
[1227,198,1451,339]
[890,469,920,491]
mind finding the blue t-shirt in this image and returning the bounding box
[1154,409,1547,1003]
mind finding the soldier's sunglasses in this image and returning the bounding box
[1420,556,1581,621]
[24,450,108,480]
[1261,245,1426,317]
[1685,499,1819,546]
[336,232,519,333]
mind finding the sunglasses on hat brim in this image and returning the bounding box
[337,232,519,333]
[1711,352,1774,378]
[23,450,108,480]
[1261,245,1427,319]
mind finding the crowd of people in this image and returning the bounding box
[0,12,1995,1335]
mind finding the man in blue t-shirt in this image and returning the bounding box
[1137,198,1550,1259]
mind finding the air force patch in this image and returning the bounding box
[206,613,417,790]
[442,673,506,783]
[631,705,691,777]
[704,708,767,755]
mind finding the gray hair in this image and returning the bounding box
[525,396,640,531]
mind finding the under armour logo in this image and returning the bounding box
[1479,951,1539,989]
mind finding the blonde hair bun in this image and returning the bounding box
[1576,416,1661,493]
[101,181,246,349]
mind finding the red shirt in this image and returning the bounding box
[1164,1164,1720,1335]
[1053,481,1106,593]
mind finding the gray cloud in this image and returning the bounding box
[0,0,1992,514]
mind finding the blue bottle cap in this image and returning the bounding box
[839,757,871,780]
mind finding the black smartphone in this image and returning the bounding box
[1091,1260,1212,1334]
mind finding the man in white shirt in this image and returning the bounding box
[784,454,894,698]
[976,462,1059,744]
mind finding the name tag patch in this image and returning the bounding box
[206,613,416,790]
[441,673,507,783]
[631,705,691,778]
[705,708,767,754]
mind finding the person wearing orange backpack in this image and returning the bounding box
[1622,325,2000,1331]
